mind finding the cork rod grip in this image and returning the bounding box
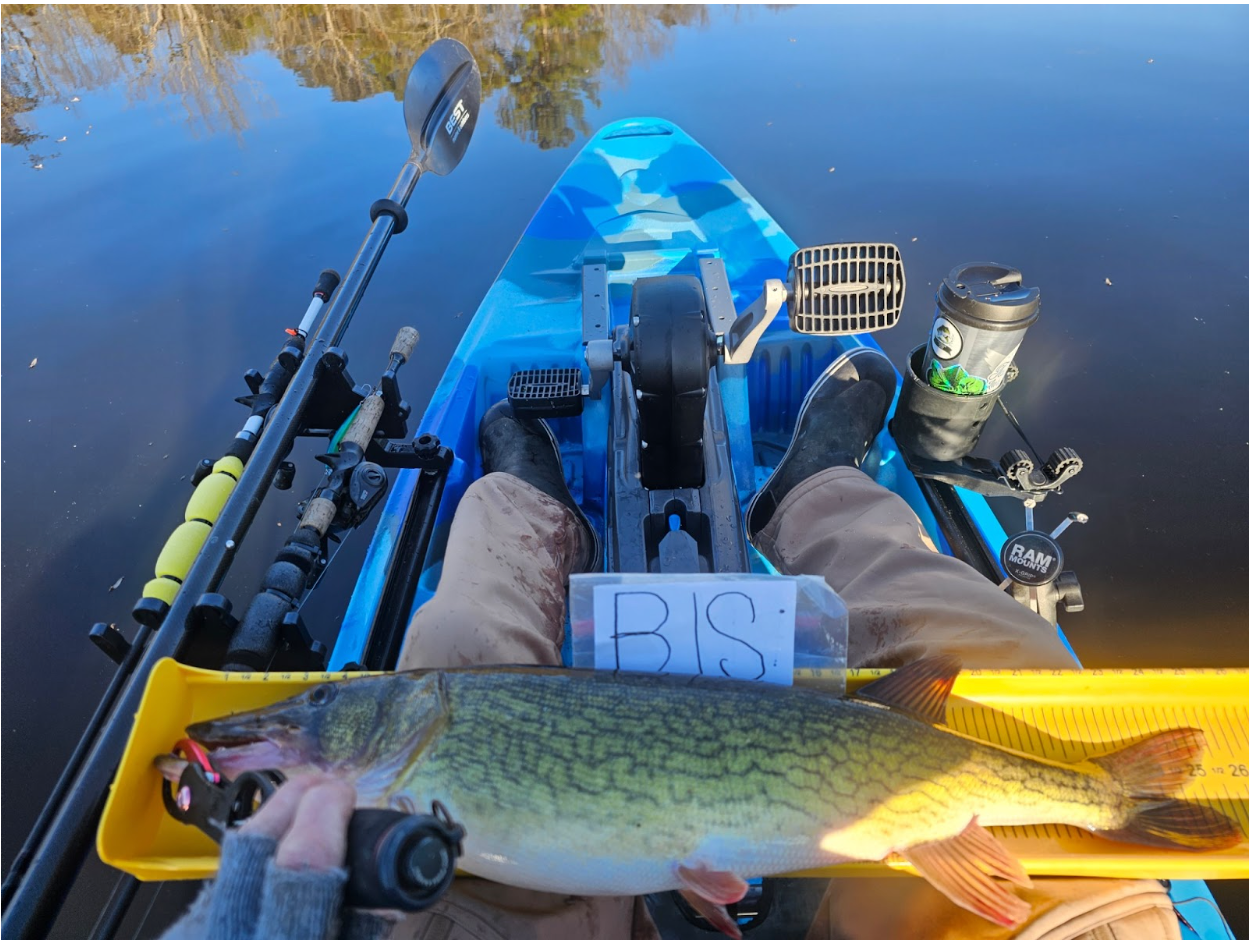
[391,327,419,361]
[341,394,386,451]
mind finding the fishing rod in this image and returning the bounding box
[219,326,422,673]
[134,268,342,625]
[1,39,482,940]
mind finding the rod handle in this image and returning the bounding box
[300,497,338,537]
[313,269,341,300]
[341,395,386,452]
[391,327,419,362]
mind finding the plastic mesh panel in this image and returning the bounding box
[788,243,905,335]
[507,367,583,417]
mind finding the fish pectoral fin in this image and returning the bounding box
[675,862,749,904]
[899,818,1032,928]
[854,654,960,725]
[677,889,742,940]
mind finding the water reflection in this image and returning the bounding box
[1,3,711,166]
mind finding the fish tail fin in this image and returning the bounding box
[1099,799,1244,851]
[1093,728,1243,850]
[1092,727,1205,799]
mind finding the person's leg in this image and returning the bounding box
[747,347,1074,670]
[392,404,654,940]
[753,350,1167,940]
[395,471,582,670]
[754,466,1074,668]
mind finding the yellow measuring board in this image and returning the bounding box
[823,666,1249,881]
[99,660,1249,881]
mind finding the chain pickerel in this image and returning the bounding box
[183,657,1242,935]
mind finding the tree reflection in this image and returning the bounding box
[0,4,712,163]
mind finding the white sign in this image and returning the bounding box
[591,579,797,685]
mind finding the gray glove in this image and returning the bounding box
[159,775,391,940]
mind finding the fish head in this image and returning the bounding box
[187,671,446,787]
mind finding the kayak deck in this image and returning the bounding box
[333,118,1016,666]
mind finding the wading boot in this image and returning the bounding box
[478,400,601,572]
[746,346,897,543]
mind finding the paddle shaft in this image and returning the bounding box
[0,158,422,940]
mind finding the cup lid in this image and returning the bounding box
[938,262,1040,327]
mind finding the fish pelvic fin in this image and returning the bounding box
[676,862,748,904]
[899,817,1032,928]
[678,889,742,940]
[854,654,961,725]
[675,863,749,939]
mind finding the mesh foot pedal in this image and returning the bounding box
[507,368,584,418]
[788,243,905,335]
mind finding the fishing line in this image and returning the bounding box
[1172,895,1237,940]
[127,881,165,940]
[997,395,1047,468]
[329,404,362,454]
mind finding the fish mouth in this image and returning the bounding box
[186,714,313,778]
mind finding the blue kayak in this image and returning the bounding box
[329,117,1232,939]
[333,117,1048,663]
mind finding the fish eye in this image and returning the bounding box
[309,684,337,706]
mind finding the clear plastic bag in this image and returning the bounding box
[569,573,848,694]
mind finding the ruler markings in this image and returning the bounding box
[1018,706,1041,755]
[1041,705,1071,761]
[971,706,989,747]
[1208,704,1232,762]
[1205,704,1229,757]
[950,706,968,737]
[1005,707,1025,753]
[1215,703,1243,760]
[1029,704,1051,756]
[1074,706,1092,748]
[989,708,1009,758]
[1092,705,1111,747]
[1060,704,1081,749]
[1051,702,1072,750]
[1033,706,1053,758]
[1167,703,1195,798]
[1110,705,1133,750]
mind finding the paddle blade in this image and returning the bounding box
[403,38,481,176]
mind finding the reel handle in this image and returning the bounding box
[344,806,464,911]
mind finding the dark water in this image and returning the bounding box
[2,5,1247,937]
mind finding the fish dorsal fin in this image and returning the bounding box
[900,817,1032,927]
[854,654,961,725]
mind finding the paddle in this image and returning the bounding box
[2,40,482,940]
[404,37,481,177]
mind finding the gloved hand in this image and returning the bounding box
[159,773,391,940]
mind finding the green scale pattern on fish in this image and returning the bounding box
[188,663,1242,913]
[375,670,1123,885]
